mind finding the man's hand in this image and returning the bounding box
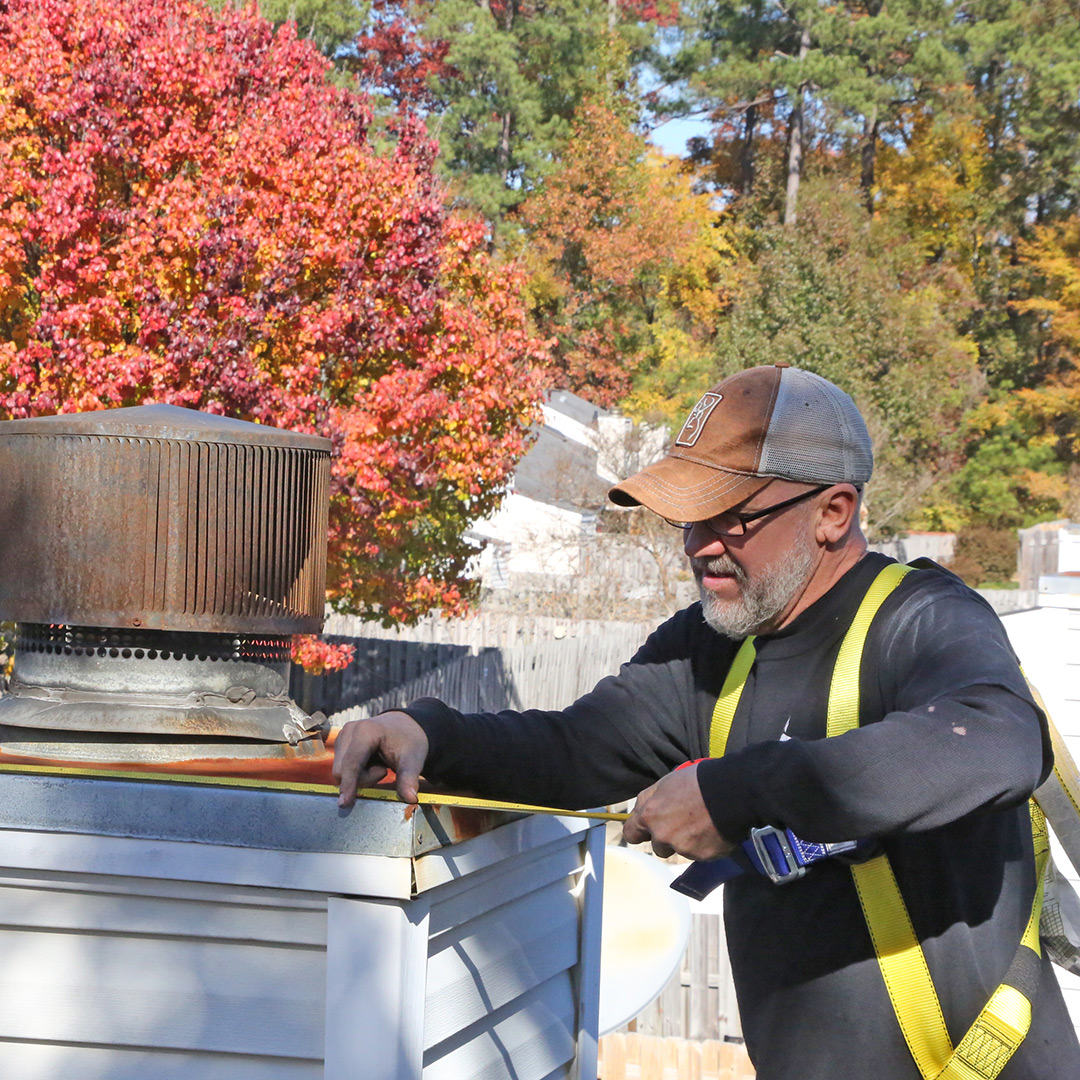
[332,711,429,809]
[622,763,734,860]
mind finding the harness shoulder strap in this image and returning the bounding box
[828,563,1047,1080]
[709,635,756,758]
[827,561,912,737]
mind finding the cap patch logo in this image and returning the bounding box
[676,393,723,447]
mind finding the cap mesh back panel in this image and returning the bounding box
[759,369,874,484]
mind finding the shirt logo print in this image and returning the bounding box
[676,392,723,447]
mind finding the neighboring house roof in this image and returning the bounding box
[514,425,610,512]
[546,388,607,427]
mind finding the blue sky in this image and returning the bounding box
[648,115,710,157]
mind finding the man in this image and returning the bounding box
[333,364,1080,1078]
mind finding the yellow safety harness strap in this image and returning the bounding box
[850,851,954,1077]
[934,803,1049,1080]
[708,561,1047,1080]
[709,634,756,758]
[826,562,913,738]
[0,761,629,821]
[828,566,954,1077]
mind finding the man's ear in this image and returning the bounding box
[816,485,860,546]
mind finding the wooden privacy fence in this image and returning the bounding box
[630,912,742,1043]
[316,624,659,722]
[598,1034,755,1080]
[323,609,661,651]
[1017,519,1068,591]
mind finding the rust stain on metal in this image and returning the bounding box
[0,746,340,786]
[447,805,507,840]
[0,405,331,635]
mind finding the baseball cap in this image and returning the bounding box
[608,364,873,521]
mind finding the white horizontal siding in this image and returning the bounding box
[428,844,584,936]
[422,974,577,1080]
[0,811,602,1079]
[0,929,325,1056]
[0,872,327,1064]
[0,878,326,945]
[419,827,592,1080]
[0,1042,322,1080]
[425,879,580,1048]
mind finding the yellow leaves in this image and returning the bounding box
[876,103,989,273]
[516,97,734,406]
[1018,217,1080,352]
[621,319,715,426]
[1019,467,1070,506]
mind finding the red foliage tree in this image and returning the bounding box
[0,0,550,640]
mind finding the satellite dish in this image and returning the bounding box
[598,845,692,1035]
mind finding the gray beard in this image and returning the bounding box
[697,544,816,639]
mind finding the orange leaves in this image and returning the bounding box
[0,0,550,624]
[291,635,356,675]
[517,97,731,410]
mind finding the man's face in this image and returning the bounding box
[684,482,822,639]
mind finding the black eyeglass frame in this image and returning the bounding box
[664,484,834,537]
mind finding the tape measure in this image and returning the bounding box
[0,761,629,821]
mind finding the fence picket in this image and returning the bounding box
[598,1036,753,1080]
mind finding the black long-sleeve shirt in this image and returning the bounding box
[405,553,1080,1078]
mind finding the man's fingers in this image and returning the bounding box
[620,767,731,861]
[621,784,655,846]
[355,764,389,790]
[394,746,425,804]
[333,721,380,808]
[333,712,429,809]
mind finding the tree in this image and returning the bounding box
[665,1,964,218]
[232,0,366,54]
[514,96,734,416]
[812,1,963,212]
[0,0,550,627]
[961,0,1080,230]
[349,1,669,233]
[713,180,984,535]
[967,215,1080,523]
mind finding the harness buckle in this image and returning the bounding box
[749,825,808,884]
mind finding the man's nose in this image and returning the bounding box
[683,521,726,558]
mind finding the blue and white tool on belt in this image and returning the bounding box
[666,757,864,900]
[671,824,863,900]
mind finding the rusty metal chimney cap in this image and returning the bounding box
[0,404,332,452]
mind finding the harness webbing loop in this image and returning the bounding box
[850,852,953,1077]
[708,561,1046,1079]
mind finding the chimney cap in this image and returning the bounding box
[0,404,332,452]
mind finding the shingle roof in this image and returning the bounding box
[545,388,609,427]
[514,425,610,512]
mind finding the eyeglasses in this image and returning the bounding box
[665,485,832,538]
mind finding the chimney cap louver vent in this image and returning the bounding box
[0,405,332,634]
[0,404,331,452]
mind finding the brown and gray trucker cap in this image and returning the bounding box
[609,364,873,521]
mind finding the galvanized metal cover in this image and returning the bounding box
[0,403,331,450]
